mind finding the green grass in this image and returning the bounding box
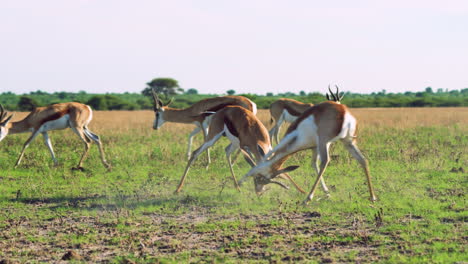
[0,113,466,263]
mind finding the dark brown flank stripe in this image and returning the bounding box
[283,104,303,116]
[206,103,236,112]
[39,108,70,126]
[223,116,239,138]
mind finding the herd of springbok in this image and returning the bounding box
[0,86,376,204]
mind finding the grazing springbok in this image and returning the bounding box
[175,106,305,194]
[239,99,376,204]
[0,103,110,169]
[151,90,257,164]
[269,98,314,145]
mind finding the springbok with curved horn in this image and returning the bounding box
[175,106,305,194]
[239,96,376,204]
[0,103,110,169]
[269,98,314,145]
[151,89,257,164]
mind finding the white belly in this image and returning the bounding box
[37,115,70,132]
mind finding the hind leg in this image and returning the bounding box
[342,139,376,202]
[71,127,91,169]
[84,127,110,169]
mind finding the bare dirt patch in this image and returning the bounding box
[0,206,386,263]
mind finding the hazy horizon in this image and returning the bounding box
[1,0,467,95]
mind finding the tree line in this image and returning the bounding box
[1,78,467,111]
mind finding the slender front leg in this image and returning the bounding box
[225,144,241,192]
[186,126,202,160]
[175,131,223,193]
[201,124,211,168]
[42,132,58,166]
[304,142,330,203]
[312,148,330,196]
[15,130,41,168]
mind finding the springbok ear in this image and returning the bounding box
[0,114,13,126]
[257,144,266,158]
[271,165,300,178]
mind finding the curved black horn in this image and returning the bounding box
[165,97,174,107]
[335,85,344,101]
[270,180,290,190]
[151,88,161,109]
[328,85,337,101]
[0,104,6,121]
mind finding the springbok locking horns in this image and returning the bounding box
[175,106,305,194]
[0,103,110,169]
[151,89,257,164]
[239,96,376,204]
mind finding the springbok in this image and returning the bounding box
[151,90,257,164]
[239,99,376,204]
[268,85,344,145]
[269,98,314,145]
[175,105,305,194]
[0,103,110,169]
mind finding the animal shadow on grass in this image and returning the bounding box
[10,193,223,212]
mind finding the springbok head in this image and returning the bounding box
[151,88,174,130]
[0,105,13,141]
[241,159,300,195]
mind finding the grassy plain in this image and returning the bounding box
[0,107,467,263]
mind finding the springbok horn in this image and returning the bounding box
[270,180,290,190]
[165,97,174,107]
[151,88,160,109]
[335,85,344,101]
[0,104,5,121]
[328,85,337,101]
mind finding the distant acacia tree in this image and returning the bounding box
[142,77,183,97]
[226,89,236,95]
[186,88,198,95]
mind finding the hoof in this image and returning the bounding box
[71,167,85,172]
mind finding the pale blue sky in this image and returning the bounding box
[1,0,467,95]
